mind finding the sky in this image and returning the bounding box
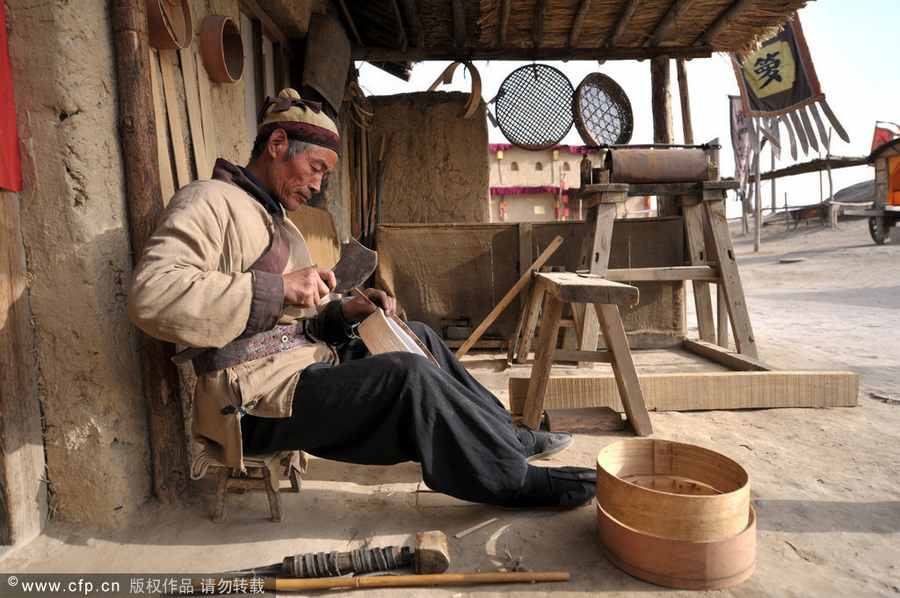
[357,0,900,219]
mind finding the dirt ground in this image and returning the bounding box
[1,217,898,597]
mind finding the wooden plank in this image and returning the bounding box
[179,46,209,180]
[512,279,546,364]
[607,266,717,282]
[0,193,46,545]
[149,49,175,201]
[445,339,506,350]
[567,0,592,47]
[682,339,770,372]
[682,202,715,342]
[647,0,696,47]
[194,50,217,171]
[518,223,534,278]
[158,49,191,188]
[522,295,564,429]
[595,304,653,436]
[545,407,624,433]
[554,349,612,363]
[509,371,860,413]
[703,197,758,358]
[717,284,729,347]
[456,235,563,358]
[537,272,639,306]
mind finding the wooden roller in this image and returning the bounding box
[596,439,749,542]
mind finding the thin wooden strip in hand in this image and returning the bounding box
[456,235,563,358]
[149,48,175,202]
[179,45,209,179]
[158,49,191,187]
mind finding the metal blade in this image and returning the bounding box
[331,237,378,294]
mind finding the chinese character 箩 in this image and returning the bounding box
[753,51,782,89]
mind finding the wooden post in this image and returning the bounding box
[825,129,836,228]
[753,152,761,252]
[112,0,189,503]
[0,192,47,546]
[770,147,776,214]
[676,59,693,145]
[651,56,676,216]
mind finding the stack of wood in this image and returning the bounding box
[595,439,756,590]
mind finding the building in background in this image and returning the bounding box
[487,144,650,222]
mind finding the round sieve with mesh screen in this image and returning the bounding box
[494,64,574,150]
[573,73,633,146]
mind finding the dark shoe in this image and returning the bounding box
[504,466,597,509]
[515,425,574,461]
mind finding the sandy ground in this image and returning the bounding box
[1,218,898,597]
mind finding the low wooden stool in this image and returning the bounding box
[520,272,652,436]
[211,451,302,523]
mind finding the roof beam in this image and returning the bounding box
[352,44,713,62]
[336,0,363,46]
[398,0,423,47]
[568,0,592,48]
[693,0,751,46]
[390,0,408,52]
[497,0,512,47]
[452,0,465,48]
[647,0,697,47]
[606,0,640,47]
[532,0,546,48]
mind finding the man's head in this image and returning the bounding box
[247,88,340,212]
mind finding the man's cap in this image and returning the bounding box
[257,88,340,155]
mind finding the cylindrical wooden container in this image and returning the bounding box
[596,503,756,590]
[596,439,750,542]
[199,16,244,83]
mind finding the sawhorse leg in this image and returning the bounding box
[521,294,564,429]
[682,198,716,343]
[594,303,652,436]
[703,189,758,358]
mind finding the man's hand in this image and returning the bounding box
[341,288,396,323]
[283,266,335,308]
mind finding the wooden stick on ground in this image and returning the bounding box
[270,570,570,592]
[455,235,564,358]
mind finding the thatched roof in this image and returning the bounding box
[344,0,809,62]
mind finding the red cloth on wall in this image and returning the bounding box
[0,3,22,192]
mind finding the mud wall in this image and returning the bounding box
[6,0,150,526]
[369,92,489,224]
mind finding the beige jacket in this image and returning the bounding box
[128,165,335,468]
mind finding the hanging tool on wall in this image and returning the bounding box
[426,61,482,119]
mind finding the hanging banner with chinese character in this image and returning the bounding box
[731,13,849,158]
[729,96,752,189]
[0,3,23,192]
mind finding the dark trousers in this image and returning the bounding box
[240,322,529,505]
